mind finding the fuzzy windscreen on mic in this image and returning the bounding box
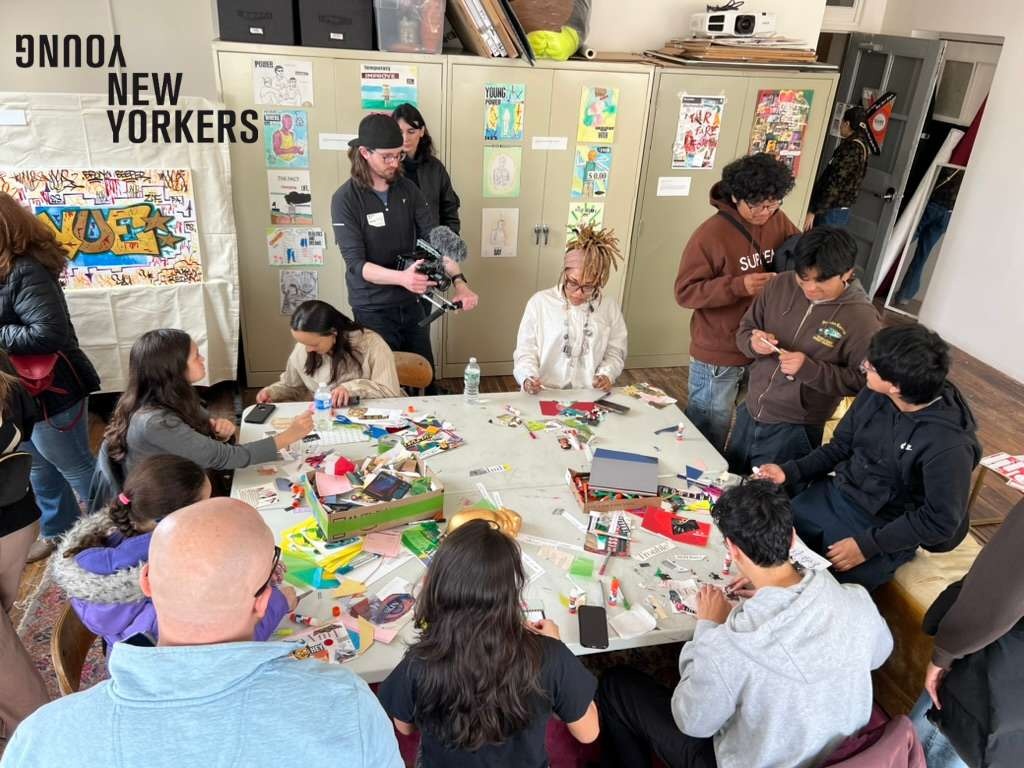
[428,225,468,263]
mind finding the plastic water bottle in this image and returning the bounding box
[463,357,481,404]
[313,382,332,430]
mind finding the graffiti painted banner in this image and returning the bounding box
[0,169,202,289]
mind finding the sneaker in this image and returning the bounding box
[26,538,56,564]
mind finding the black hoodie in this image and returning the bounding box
[781,383,981,558]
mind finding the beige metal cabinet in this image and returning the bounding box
[214,42,445,387]
[441,58,654,378]
[622,65,838,369]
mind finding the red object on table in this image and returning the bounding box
[640,507,711,546]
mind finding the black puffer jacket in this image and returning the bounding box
[0,255,100,417]
[402,154,461,233]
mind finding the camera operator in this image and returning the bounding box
[331,114,478,385]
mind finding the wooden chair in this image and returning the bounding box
[51,604,98,695]
[393,351,433,395]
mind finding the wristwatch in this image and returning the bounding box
[452,273,469,285]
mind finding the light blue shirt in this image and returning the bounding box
[2,640,402,768]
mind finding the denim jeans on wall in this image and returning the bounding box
[897,201,953,303]
[20,398,95,539]
[684,359,745,455]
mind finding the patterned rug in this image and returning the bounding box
[16,567,108,701]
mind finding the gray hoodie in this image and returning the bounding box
[672,569,892,768]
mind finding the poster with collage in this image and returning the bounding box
[748,89,814,176]
[267,171,313,225]
[267,227,325,266]
[263,110,309,169]
[360,64,418,110]
[484,83,525,141]
[577,86,619,143]
[0,169,202,289]
[672,96,725,170]
[571,145,613,199]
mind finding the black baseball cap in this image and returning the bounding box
[348,114,403,150]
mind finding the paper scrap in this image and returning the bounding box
[790,537,832,571]
[539,401,560,416]
[532,136,568,150]
[319,132,357,151]
[375,576,412,601]
[316,471,353,497]
[363,531,402,558]
[560,509,588,533]
[522,552,545,584]
[609,606,657,640]
[569,556,595,579]
[469,464,510,477]
[538,545,576,570]
[0,110,27,126]
[356,616,375,653]
[634,541,674,562]
[334,578,366,598]
[346,553,414,586]
[657,176,692,197]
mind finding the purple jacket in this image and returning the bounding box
[53,510,289,648]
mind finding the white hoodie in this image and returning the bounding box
[672,569,892,768]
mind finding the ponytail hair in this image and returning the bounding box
[63,455,208,557]
[843,106,870,141]
[290,300,366,385]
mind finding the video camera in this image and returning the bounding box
[394,226,468,327]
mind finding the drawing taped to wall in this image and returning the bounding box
[267,227,325,265]
[567,201,604,234]
[484,83,525,141]
[482,146,521,198]
[571,145,613,199]
[0,168,202,289]
[480,208,518,258]
[577,86,619,143]
[252,58,314,106]
[280,269,318,314]
[360,64,418,110]
[672,96,725,170]
[263,110,309,169]
[268,170,313,225]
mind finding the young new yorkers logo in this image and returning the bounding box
[14,35,259,144]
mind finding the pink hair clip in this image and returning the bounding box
[117,493,132,505]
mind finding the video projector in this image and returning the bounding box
[690,10,777,38]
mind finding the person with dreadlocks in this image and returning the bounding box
[513,224,627,393]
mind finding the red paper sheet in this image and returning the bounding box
[570,402,597,412]
[640,507,711,547]
[539,400,560,416]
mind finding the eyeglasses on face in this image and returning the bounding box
[743,199,783,214]
[371,149,406,164]
[564,275,599,295]
[254,545,282,598]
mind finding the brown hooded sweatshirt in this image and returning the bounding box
[736,273,880,425]
[674,182,800,366]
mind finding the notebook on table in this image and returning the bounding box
[588,448,660,496]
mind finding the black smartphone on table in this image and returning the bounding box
[578,605,609,649]
[244,403,276,424]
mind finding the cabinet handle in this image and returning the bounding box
[542,225,550,245]
[533,224,541,245]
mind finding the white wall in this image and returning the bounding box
[587,0,826,52]
[880,1,1024,383]
[0,0,219,99]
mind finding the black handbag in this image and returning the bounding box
[0,451,34,507]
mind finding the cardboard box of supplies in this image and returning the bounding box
[566,468,658,514]
[308,461,444,541]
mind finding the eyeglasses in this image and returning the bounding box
[254,545,282,598]
[371,150,406,164]
[564,277,599,295]
[743,199,783,214]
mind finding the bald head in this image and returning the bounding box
[146,498,277,645]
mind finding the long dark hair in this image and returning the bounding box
[392,103,434,160]
[843,106,870,142]
[104,329,211,461]
[290,300,366,383]
[409,520,544,750]
[63,454,208,557]
[0,191,69,281]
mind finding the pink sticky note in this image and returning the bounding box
[364,531,402,557]
[539,400,560,416]
[316,472,352,497]
[373,625,401,644]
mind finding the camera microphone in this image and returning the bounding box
[428,225,467,263]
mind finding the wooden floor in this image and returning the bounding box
[12,309,1022,625]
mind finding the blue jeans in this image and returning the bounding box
[685,359,745,454]
[21,398,95,539]
[814,207,851,227]
[897,201,953,302]
[910,692,968,768]
[725,403,823,476]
